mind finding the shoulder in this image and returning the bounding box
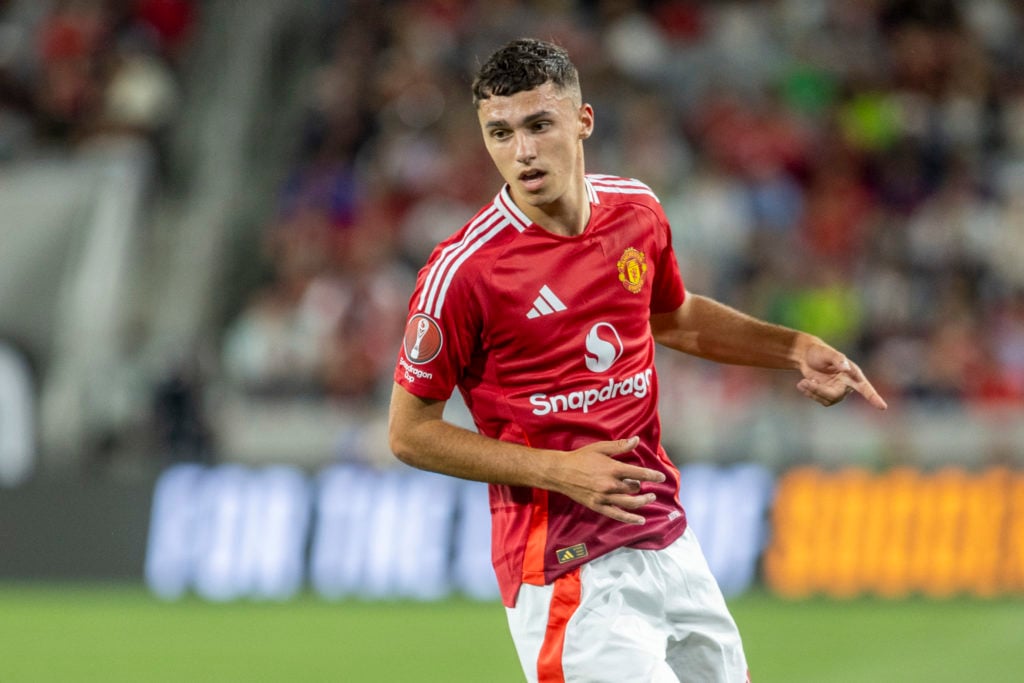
[586,174,661,209]
[587,174,670,233]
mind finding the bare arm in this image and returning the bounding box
[650,293,887,410]
[387,383,666,524]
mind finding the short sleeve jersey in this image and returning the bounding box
[395,174,688,607]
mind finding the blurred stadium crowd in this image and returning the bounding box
[3,0,1024,473]
[0,0,191,158]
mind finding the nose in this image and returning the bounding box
[515,134,536,164]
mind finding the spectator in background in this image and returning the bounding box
[0,0,192,155]
[220,173,353,398]
[221,136,413,404]
[33,0,110,141]
[92,32,180,140]
[133,0,195,64]
[220,208,412,403]
[319,210,414,402]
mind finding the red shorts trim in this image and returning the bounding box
[536,568,581,682]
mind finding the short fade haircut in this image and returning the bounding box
[472,38,581,108]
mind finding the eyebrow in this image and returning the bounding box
[484,110,554,129]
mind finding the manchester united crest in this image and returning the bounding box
[617,247,647,294]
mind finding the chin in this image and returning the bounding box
[512,186,546,205]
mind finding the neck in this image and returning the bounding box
[528,195,590,237]
[521,156,590,237]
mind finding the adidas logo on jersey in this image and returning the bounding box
[526,285,567,319]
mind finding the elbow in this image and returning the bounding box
[387,384,443,470]
[387,421,418,468]
[387,427,407,465]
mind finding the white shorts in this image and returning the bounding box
[505,528,749,683]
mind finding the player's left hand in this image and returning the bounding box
[796,341,888,410]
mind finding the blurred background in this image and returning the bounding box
[1,0,1023,680]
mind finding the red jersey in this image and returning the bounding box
[395,174,688,606]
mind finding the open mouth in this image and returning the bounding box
[519,169,546,190]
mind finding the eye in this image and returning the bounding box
[531,121,551,132]
[490,129,512,141]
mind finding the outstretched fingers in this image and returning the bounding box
[798,358,888,410]
[845,366,888,410]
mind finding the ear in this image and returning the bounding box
[578,103,595,140]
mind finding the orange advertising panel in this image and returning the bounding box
[764,466,1024,598]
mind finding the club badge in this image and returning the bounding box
[617,247,647,294]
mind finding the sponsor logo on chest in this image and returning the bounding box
[530,368,653,416]
[529,321,653,416]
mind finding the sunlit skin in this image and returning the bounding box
[477,82,595,237]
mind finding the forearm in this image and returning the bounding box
[652,294,819,370]
[393,418,560,487]
[388,385,559,489]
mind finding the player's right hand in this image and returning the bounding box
[550,436,666,525]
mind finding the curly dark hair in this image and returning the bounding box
[472,38,580,107]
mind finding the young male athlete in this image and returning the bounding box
[388,38,887,682]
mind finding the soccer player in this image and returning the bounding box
[388,38,887,682]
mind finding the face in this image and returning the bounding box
[477,81,594,215]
